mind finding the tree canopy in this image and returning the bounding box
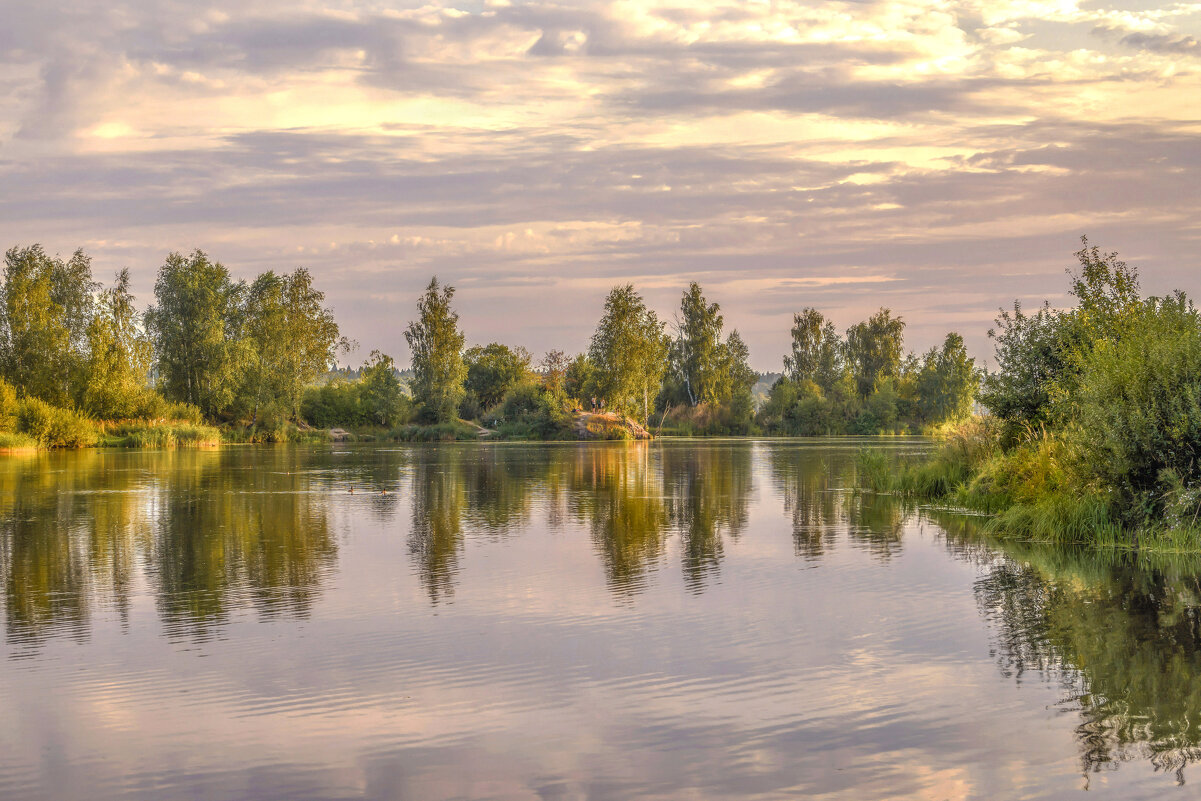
[404,277,467,423]
[588,285,669,423]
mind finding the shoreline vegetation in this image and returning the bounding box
[6,236,1201,552]
[0,243,976,452]
[857,239,1201,552]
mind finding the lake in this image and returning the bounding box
[1,439,1199,800]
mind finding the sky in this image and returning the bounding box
[2,0,1200,370]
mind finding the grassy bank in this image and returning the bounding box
[856,418,1200,552]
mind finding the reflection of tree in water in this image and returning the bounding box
[0,448,342,648]
[661,443,751,591]
[844,490,905,560]
[569,444,668,598]
[766,445,849,560]
[0,452,143,649]
[949,515,1201,787]
[152,448,337,637]
[408,448,466,605]
[460,446,547,535]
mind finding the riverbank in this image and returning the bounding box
[857,418,1201,553]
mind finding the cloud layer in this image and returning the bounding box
[3,0,1200,367]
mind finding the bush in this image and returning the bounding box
[133,392,204,424]
[16,397,98,448]
[301,379,364,428]
[1067,295,1201,525]
[390,421,480,442]
[485,383,570,439]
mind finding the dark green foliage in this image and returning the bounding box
[915,333,979,424]
[485,382,571,439]
[240,268,345,426]
[300,352,411,429]
[660,285,757,433]
[784,308,843,392]
[976,300,1070,438]
[1069,294,1201,525]
[405,277,467,423]
[564,353,596,403]
[390,420,480,442]
[762,305,968,435]
[464,343,531,410]
[301,379,364,428]
[359,350,408,427]
[145,251,246,418]
[845,308,905,398]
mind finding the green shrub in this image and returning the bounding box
[16,397,97,448]
[1067,295,1201,526]
[389,421,480,442]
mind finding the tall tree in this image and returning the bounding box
[915,332,978,423]
[845,308,905,398]
[784,308,843,392]
[673,283,725,406]
[83,269,155,418]
[0,245,96,405]
[722,329,757,424]
[240,268,344,424]
[404,277,467,423]
[588,285,668,423]
[145,251,246,418]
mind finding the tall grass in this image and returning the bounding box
[389,420,482,442]
[101,420,222,448]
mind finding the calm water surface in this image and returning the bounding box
[2,440,1200,800]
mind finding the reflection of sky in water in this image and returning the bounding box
[0,441,1197,799]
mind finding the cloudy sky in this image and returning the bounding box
[2,0,1200,369]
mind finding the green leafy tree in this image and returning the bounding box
[784,308,843,392]
[845,308,905,398]
[980,237,1143,438]
[464,343,532,409]
[82,269,155,419]
[0,245,96,406]
[588,285,668,423]
[146,251,246,418]
[540,349,570,394]
[404,277,467,423]
[915,332,978,424]
[722,329,757,427]
[672,283,725,406]
[564,353,595,403]
[240,268,344,425]
[359,350,407,427]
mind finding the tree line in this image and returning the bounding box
[0,246,346,445]
[392,276,978,438]
[0,243,980,446]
